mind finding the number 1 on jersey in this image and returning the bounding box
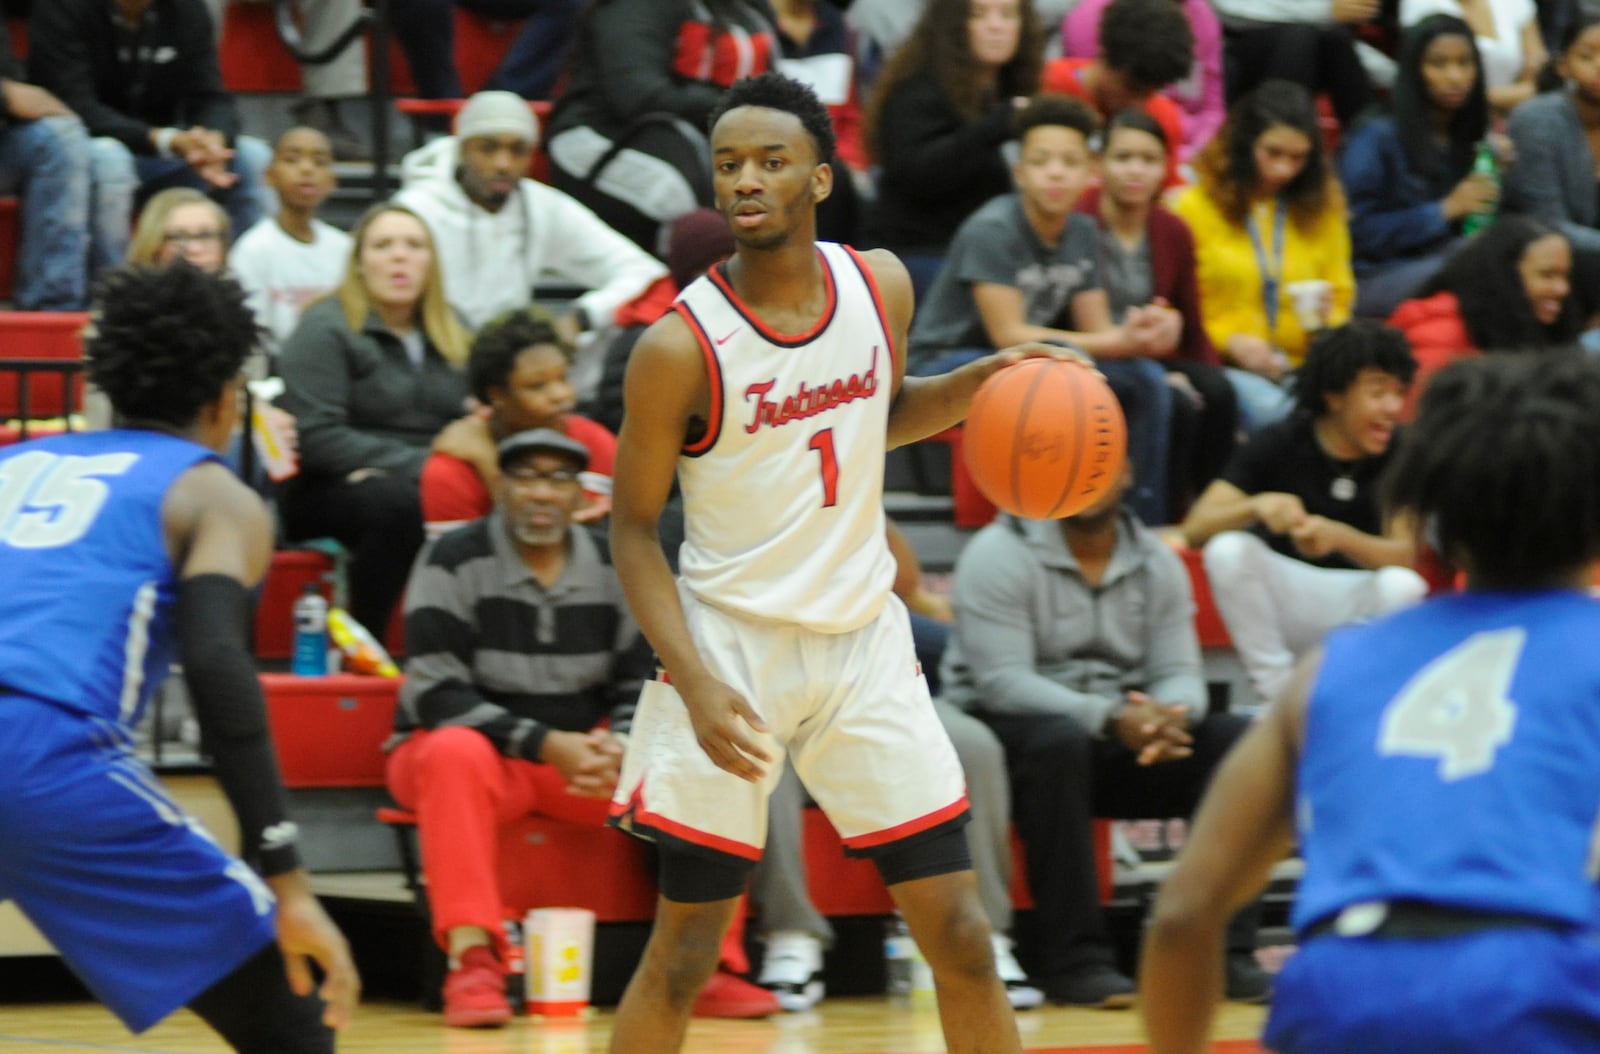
[809,428,839,508]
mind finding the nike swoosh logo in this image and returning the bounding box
[715,328,740,345]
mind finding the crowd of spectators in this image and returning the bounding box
[4,0,1599,1032]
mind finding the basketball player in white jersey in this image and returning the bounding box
[605,73,1068,1053]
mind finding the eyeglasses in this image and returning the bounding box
[504,466,582,487]
[163,230,225,247]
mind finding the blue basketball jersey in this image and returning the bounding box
[0,430,217,728]
[1292,590,1600,935]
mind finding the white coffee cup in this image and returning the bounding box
[1286,279,1333,332]
[525,907,595,1017]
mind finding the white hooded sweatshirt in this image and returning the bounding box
[396,136,667,331]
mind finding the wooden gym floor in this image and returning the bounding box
[0,997,1269,1052]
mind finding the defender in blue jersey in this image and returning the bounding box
[1140,352,1600,1054]
[0,264,357,1050]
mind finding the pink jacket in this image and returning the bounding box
[1060,0,1225,161]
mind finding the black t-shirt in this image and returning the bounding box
[1221,412,1397,570]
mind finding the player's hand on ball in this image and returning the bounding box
[990,340,1094,371]
[680,674,773,782]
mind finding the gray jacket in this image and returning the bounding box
[278,297,471,481]
[940,510,1206,732]
[1505,89,1600,257]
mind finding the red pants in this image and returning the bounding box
[386,726,748,970]
[387,727,612,952]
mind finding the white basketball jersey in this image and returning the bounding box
[673,242,896,634]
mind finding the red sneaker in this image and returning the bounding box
[442,945,512,1029]
[691,969,782,1018]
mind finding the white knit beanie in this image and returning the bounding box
[454,90,539,144]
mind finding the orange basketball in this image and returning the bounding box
[962,359,1128,520]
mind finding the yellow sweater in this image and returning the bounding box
[1170,186,1354,366]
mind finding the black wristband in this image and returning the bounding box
[177,574,302,876]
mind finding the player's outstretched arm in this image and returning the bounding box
[612,314,772,782]
[1139,652,1311,1054]
[163,463,360,1029]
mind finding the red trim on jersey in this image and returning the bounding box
[672,302,724,458]
[841,244,897,375]
[611,785,761,860]
[707,249,838,348]
[633,806,763,861]
[842,793,971,851]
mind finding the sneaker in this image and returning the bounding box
[441,945,512,1028]
[756,931,825,1012]
[990,933,1043,1010]
[691,968,782,1018]
[1043,962,1137,1009]
[1225,951,1274,1004]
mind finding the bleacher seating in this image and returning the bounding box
[255,549,338,660]
[260,662,1115,923]
[0,312,87,433]
[0,199,17,304]
[217,4,525,97]
[256,547,407,662]
[260,672,400,787]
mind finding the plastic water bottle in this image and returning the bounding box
[291,583,329,676]
[1461,139,1499,236]
[884,914,914,999]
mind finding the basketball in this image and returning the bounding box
[962,359,1128,520]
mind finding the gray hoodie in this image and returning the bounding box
[941,510,1206,732]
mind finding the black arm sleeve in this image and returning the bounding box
[177,573,303,877]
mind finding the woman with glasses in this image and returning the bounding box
[126,188,230,272]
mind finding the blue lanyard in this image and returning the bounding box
[1246,199,1286,335]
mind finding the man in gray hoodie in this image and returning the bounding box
[941,467,1265,1009]
[396,90,666,335]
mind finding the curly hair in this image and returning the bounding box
[1292,320,1417,417]
[466,306,571,403]
[864,0,1044,159]
[1388,15,1487,185]
[1384,351,1600,586]
[85,263,258,429]
[1099,0,1194,92]
[708,71,837,164]
[1419,215,1581,350]
[1191,79,1342,230]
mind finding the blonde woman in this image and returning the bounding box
[120,190,301,482]
[126,188,231,272]
[277,202,472,637]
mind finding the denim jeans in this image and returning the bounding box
[389,0,584,99]
[0,116,91,310]
[1096,357,1172,525]
[87,135,274,270]
[1225,367,1294,437]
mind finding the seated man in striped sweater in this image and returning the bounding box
[386,428,777,1027]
